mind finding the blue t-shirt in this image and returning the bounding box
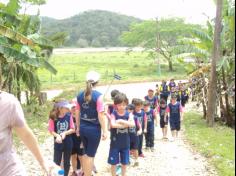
[144,96,158,109]
[110,111,130,149]
[168,102,181,122]
[54,112,73,150]
[159,106,167,119]
[145,109,155,131]
[161,84,169,95]
[133,110,145,130]
[77,90,102,127]
[129,115,139,135]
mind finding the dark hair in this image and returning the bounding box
[132,98,143,106]
[160,99,166,105]
[113,93,128,105]
[49,99,64,121]
[127,104,135,110]
[84,80,98,102]
[111,89,120,99]
[143,100,150,106]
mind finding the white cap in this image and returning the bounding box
[86,71,100,82]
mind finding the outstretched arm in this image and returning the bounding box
[14,124,49,175]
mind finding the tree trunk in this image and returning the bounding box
[222,68,234,126]
[207,0,223,127]
[168,60,173,72]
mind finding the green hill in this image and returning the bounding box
[40,10,142,47]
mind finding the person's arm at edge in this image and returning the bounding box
[14,124,49,174]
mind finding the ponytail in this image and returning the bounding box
[84,80,98,103]
[84,81,92,102]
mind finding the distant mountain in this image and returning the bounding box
[40,10,142,47]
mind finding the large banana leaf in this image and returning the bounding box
[41,59,57,75]
[28,33,54,49]
[0,24,34,46]
[5,0,20,16]
[0,10,21,27]
[0,45,39,67]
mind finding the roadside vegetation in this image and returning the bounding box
[184,112,235,176]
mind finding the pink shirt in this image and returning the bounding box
[0,91,27,175]
[48,114,75,132]
[76,95,104,112]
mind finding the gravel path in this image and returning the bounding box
[17,82,217,176]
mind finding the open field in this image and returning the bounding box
[38,51,188,89]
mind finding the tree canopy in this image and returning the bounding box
[40,10,142,47]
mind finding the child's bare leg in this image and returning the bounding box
[78,155,83,171]
[161,128,165,137]
[111,165,116,176]
[71,154,77,172]
[164,126,168,138]
[121,164,127,176]
[82,155,94,176]
[133,149,139,166]
[171,130,175,138]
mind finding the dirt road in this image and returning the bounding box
[17,82,217,176]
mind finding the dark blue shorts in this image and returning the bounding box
[130,134,139,150]
[108,148,129,165]
[160,117,168,128]
[170,121,181,131]
[71,134,85,155]
[80,126,101,157]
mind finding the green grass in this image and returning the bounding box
[183,112,235,176]
[38,52,187,89]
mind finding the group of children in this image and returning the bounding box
[48,79,189,176]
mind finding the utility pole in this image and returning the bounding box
[155,17,161,76]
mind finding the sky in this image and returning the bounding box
[1,0,216,24]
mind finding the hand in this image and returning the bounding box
[60,132,66,140]
[76,128,80,136]
[55,135,62,143]
[137,130,142,135]
[144,129,147,133]
[164,117,167,123]
[116,119,124,124]
[41,160,59,176]
[101,131,107,140]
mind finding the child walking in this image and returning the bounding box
[143,101,157,152]
[165,94,184,141]
[157,99,168,139]
[129,101,142,166]
[48,100,75,176]
[160,80,170,103]
[133,98,147,158]
[108,93,135,176]
[144,89,159,110]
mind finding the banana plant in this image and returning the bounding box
[0,0,58,103]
